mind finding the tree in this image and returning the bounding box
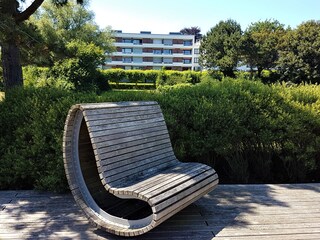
[29,0,114,66]
[180,26,202,41]
[277,21,320,83]
[51,40,109,91]
[0,0,83,92]
[199,19,242,77]
[242,20,285,77]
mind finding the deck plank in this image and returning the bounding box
[1,184,320,239]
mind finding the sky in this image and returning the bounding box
[88,0,320,34]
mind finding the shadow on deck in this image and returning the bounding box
[1,183,320,239]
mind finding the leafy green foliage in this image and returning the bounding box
[109,83,156,90]
[242,20,286,77]
[51,40,109,91]
[159,79,320,183]
[102,69,204,88]
[0,86,156,191]
[200,19,243,77]
[1,81,320,191]
[0,0,92,91]
[277,20,320,83]
[23,66,73,90]
[29,0,114,65]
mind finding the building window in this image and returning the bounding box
[133,39,142,45]
[183,50,192,55]
[153,57,162,63]
[163,49,172,55]
[163,58,173,64]
[194,48,200,54]
[183,40,192,46]
[133,48,143,54]
[153,49,162,54]
[183,59,191,64]
[133,57,143,63]
[123,57,132,63]
[153,39,162,44]
[133,66,143,69]
[123,39,132,43]
[122,48,132,54]
[163,39,173,45]
[194,57,199,63]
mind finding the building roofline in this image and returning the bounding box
[113,31,196,39]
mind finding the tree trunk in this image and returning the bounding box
[1,42,23,91]
[257,67,263,78]
[0,0,45,92]
[222,68,236,78]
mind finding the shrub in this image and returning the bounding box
[125,70,146,85]
[101,68,127,85]
[144,70,159,84]
[23,66,73,90]
[51,40,110,91]
[1,80,320,191]
[109,82,156,90]
[103,69,208,88]
[0,87,156,191]
[158,79,320,183]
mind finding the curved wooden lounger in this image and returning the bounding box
[63,101,218,236]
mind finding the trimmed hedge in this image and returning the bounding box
[0,87,156,192]
[109,82,156,90]
[1,79,320,191]
[101,69,209,88]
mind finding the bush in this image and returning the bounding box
[51,40,110,92]
[0,87,156,191]
[1,80,320,191]
[23,66,73,90]
[109,82,156,90]
[101,68,127,85]
[158,79,320,183]
[103,69,209,88]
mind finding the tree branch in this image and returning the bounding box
[14,0,45,23]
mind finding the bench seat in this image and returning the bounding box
[63,101,218,236]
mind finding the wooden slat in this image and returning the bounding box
[115,163,199,193]
[101,147,175,172]
[92,124,167,144]
[97,137,171,160]
[86,112,164,128]
[148,170,217,205]
[104,153,176,179]
[2,184,320,239]
[135,165,213,199]
[107,156,177,186]
[153,176,218,213]
[94,130,170,154]
[92,120,167,139]
[99,142,174,167]
[84,107,161,121]
[62,101,219,236]
[82,102,158,114]
[87,117,165,133]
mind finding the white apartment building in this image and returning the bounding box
[104,31,201,71]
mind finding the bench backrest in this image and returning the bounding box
[80,101,178,187]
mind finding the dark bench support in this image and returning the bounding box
[63,101,218,236]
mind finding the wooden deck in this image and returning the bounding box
[1,184,320,239]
